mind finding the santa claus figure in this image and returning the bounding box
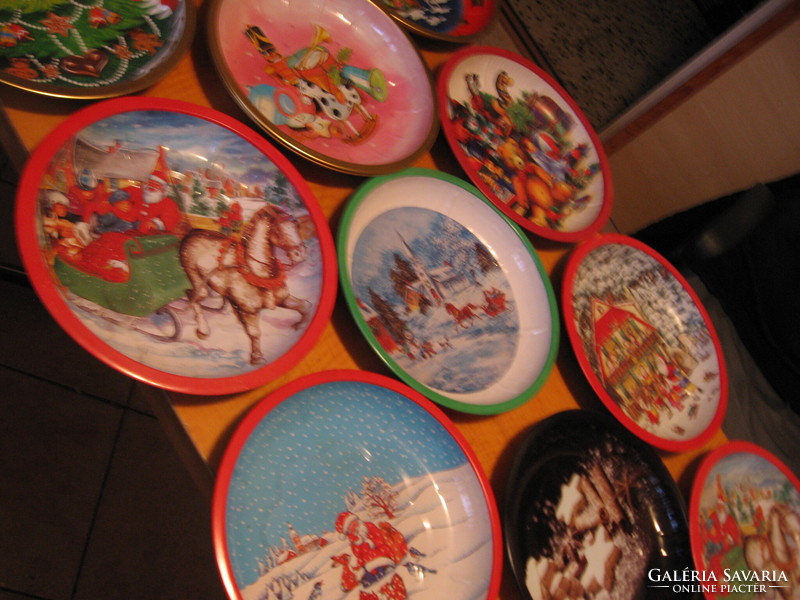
[335,512,408,584]
[67,167,107,224]
[138,167,181,234]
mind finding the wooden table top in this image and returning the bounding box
[0,4,726,598]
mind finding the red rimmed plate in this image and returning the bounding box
[212,369,503,600]
[206,0,439,176]
[689,441,800,599]
[375,0,496,43]
[338,168,559,415]
[562,234,727,451]
[15,96,337,395]
[438,46,612,242]
[0,0,196,99]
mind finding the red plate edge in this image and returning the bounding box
[561,233,729,452]
[14,96,338,396]
[688,440,800,599]
[437,45,614,243]
[210,369,503,600]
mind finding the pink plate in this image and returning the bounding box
[438,46,613,242]
[207,0,439,176]
[375,0,496,42]
[15,96,337,395]
[689,441,800,599]
[562,234,728,452]
[212,369,502,600]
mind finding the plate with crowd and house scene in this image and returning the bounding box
[504,409,694,600]
[212,369,503,600]
[374,0,496,43]
[562,234,728,451]
[0,0,195,99]
[438,46,613,242]
[15,96,337,395]
[689,441,800,600]
[338,168,559,414]
[206,0,439,176]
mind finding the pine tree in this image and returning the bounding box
[368,288,406,344]
[475,241,499,273]
[389,252,417,300]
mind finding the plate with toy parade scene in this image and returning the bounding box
[504,410,694,600]
[374,0,497,43]
[689,441,800,600]
[15,96,337,395]
[0,0,195,99]
[562,234,727,451]
[438,46,613,242]
[212,370,502,600]
[207,0,439,176]
[338,168,559,414]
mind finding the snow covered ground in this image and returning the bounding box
[235,463,496,600]
[63,212,326,379]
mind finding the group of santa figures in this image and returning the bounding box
[43,163,181,255]
[39,156,189,284]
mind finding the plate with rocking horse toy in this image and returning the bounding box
[373,0,497,43]
[15,96,337,395]
[206,0,439,176]
[338,168,559,414]
[212,369,503,600]
[0,0,196,99]
[438,46,613,242]
[689,441,800,600]
[562,234,728,452]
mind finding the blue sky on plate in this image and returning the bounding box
[80,110,280,180]
[224,380,469,581]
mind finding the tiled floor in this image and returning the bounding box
[0,154,226,599]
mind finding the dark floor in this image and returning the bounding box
[0,154,226,599]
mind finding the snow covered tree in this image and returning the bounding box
[360,476,398,520]
[368,288,407,346]
[474,241,499,273]
[389,252,417,299]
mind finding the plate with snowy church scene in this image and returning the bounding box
[15,96,337,395]
[689,441,800,600]
[206,0,439,176]
[438,46,613,242]
[374,0,496,43]
[562,234,728,452]
[212,369,503,600]
[504,409,693,600]
[0,0,196,99]
[338,168,559,414]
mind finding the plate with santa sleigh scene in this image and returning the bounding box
[438,46,613,242]
[374,0,497,43]
[0,0,196,99]
[504,409,694,600]
[689,441,800,600]
[212,370,503,600]
[206,0,439,176]
[338,168,559,415]
[15,96,337,395]
[562,234,728,452]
